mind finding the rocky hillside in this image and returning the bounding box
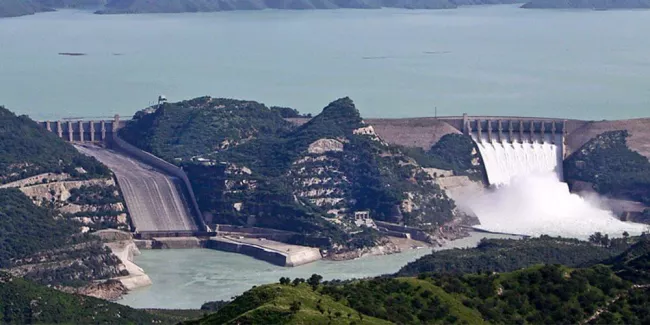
[0,106,132,295]
[122,96,467,250]
[0,188,126,290]
[0,106,130,231]
[564,130,650,207]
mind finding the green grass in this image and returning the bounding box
[185,283,391,325]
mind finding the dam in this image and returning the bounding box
[37,115,206,233]
[464,118,566,186]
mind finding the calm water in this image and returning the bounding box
[119,232,517,309]
[1,6,650,120]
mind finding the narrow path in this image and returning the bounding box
[582,284,650,324]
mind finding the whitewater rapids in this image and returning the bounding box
[461,173,648,239]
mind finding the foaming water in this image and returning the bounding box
[472,133,563,185]
[466,133,647,238]
[460,173,648,239]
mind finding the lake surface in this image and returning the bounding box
[1,6,650,120]
[119,232,516,309]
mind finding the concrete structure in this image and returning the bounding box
[206,236,322,267]
[38,115,205,234]
[38,115,126,143]
[75,145,202,233]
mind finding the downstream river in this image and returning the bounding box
[1,6,650,120]
[120,232,517,309]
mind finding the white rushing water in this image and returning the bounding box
[463,172,648,239]
[472,132,563,186]
[465,133,648,238]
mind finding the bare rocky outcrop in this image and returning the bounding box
[307,138,344,154]
[58,280,128,301]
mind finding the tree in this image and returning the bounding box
[292,278,305,286]
[308,274,323,290]
[279,277,291,285]
[290,301,302,314]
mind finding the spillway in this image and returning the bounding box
[472,132,563,186]
[460,118,647,238]
[75,145,198,232]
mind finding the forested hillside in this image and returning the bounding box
[0,106,110,184]
[564,130,650,206]
[0,188,77,267]
[0,272,176,324]
[397,235,630,276]
[119,97,294,162]
[0,188,124,287]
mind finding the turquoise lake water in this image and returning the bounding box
[1,6,649,120]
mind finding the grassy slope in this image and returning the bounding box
[185,283,391,325]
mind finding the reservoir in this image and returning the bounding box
[120,232,517,309]
[1,6,650,120]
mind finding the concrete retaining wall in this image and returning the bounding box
[111,133,206,231]
[375,220,432,243]
[206,237,321,267]
[206,238,289,266]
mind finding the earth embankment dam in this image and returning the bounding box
[75,145,199,233]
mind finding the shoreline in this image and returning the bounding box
[105,240,153,298]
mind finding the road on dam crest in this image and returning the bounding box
[75,145,198,232]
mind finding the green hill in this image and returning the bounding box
[119,97,294,162]
[189,262,631,324]
[397,235,630,277]
[185,283,391,325]
[0,272,176,324]
[0,106,110,184]
[0,188,78,268]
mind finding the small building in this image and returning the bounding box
[353,210,376,229]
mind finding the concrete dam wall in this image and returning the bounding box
[465,119,565,186]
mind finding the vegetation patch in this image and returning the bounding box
[397,235,631,276]
[0,106,110,184]
[564,130,650,205]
